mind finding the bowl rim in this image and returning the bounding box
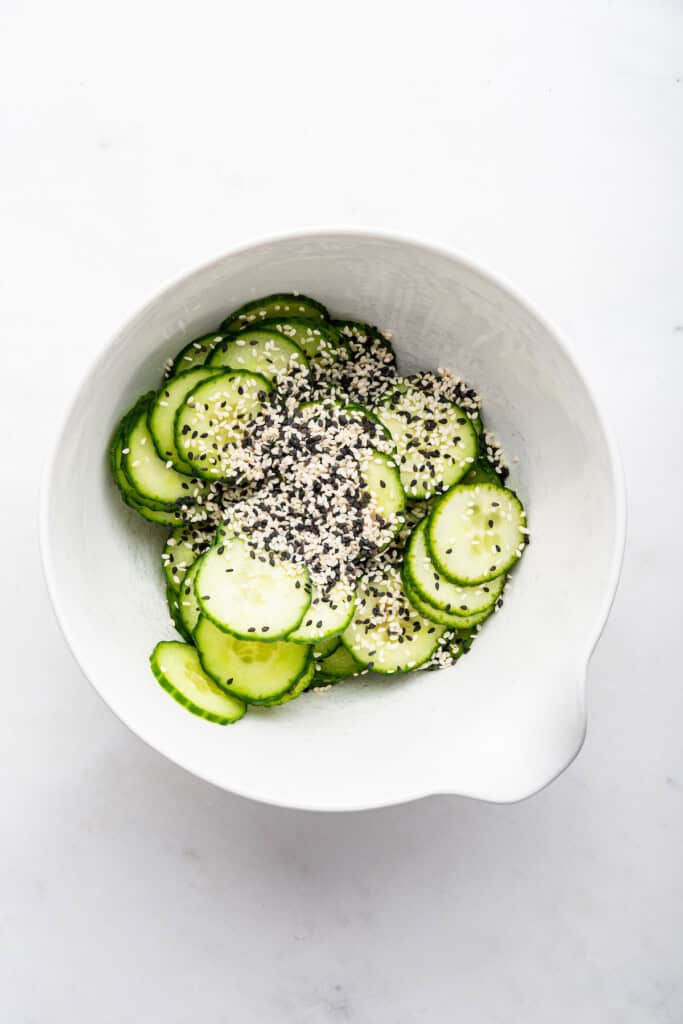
[39,226,627,812]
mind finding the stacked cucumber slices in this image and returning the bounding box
[111,292,528,725]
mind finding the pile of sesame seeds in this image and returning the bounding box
[220,398,401,592]
[163,358,510,639]
[332,322,399,405]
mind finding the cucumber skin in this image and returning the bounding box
[249,317,341,356]
[260,652,315,706]
[307,673,347,690]
[312,636,342,659]
[162,527,211,593]
[287,582,357,645]
[221,293,329,333]
[149,644,246,725]
[207,330,310,374]
[147,366,225,467]
[166,583,193,642]
[339,633,440,676]
[463,458,502,486]
[178,557,204,638]
[401,568,493,629]
[121,399,207,508]
[111,400,192,526]
[166,332,224,379]
[162,530,185,593]
[193,617,311,705]
[402,521,504,615]
[426,483,527,586]
[316,643,364,680]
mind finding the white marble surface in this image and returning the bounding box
[1,1,682,1020]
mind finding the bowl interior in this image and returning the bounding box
[43,232,622,810]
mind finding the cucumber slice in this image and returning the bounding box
[315,642,363,680]
[113,409,189,526]
[221,293,328,333]
[149,367,223,469]
[402,572,493,629]
[166,583,192,641]
[196,534,311,641]
[375,386,478,500]
[427,482,528,585]
[173,370,271,481]
[150,641,246,724]
[123,401,207,506]
[261,655,315,706]
[287,579,356,644]
[162,526,213,592]
[403,519,505,614]
[258,318,341,359]
[312,635,342,660]
[111,397,175,511]
[341,567,446,674]
[166,332,224,378]
[178,558,204,637]
[207,329,309,383]
[131,500,187,527]
[194,616,311,704]
[361,452,405,538]
[463,458,502,486]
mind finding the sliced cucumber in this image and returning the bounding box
[427,482,527,584]
[166,583,192,641]
[463,458,502,486]
[162,525,213,592]
[131,500,187,527]
[312,635,342,660]
[207,329,309,383]
[262,654,315,706]
[403,519,505,614]
[361,452,405,538]
[150,641,246,724]
[112,403,188,524]
[149,367,223,470]
[221,293,328,333]
[173,370,271,481]
[123,400,206,506]
[287,578,356,644]
[194,615,311,704]
[258,318,341,359]
[402,572,493,629]
[315,642,363,680]
[196,534,311,640]
[375,385,478,500]
[167,332,224,378]
[178,558,204,637]
[342,567,446,674]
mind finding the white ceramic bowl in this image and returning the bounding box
[41,231,625,811]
